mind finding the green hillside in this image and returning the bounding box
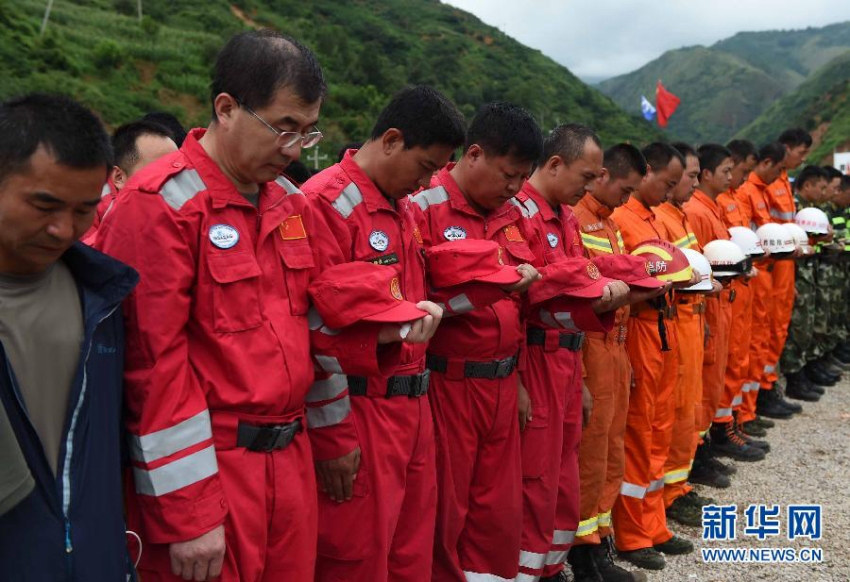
[736,51,850,164]
[597,21,850,144]
[0,0,659,167]
[597,46,784,144]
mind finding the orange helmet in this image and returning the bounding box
[630,238,693,283]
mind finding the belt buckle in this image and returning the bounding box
[495,357,514,378]
[251,422,298,452]
[386,377,408,398]
[410,369,430,397]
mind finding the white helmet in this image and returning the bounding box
[680,248,713,292]
[782,223,812,255]
[795,207,830,235]
[703,239,749,277]
[728,226,765,257]
[756,222,796,256]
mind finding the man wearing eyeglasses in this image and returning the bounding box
[96,31,396,582]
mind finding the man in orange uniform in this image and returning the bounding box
[720,140,769,439]
[763,129,812,396]
[612,143,693,571]
[571,143,661,582]
[685,144,767,467]
[735,143,801,420]
[652,143,707,528]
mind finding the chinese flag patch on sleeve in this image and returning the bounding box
[279,215,307,240]
[503,225,524,242]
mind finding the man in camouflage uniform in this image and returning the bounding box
[781,166,827,400]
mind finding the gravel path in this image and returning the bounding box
[642,378,850,581]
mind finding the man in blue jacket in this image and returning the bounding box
[0,93,138,581]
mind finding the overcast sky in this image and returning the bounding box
[443,1,850,82]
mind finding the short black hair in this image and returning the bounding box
[778,128,812,149]
[542,123,602,165]
[821,165,843,181]
[758,142,786,165]
[370,85,465,151]
[795,165,828,191]
[672,141,697,161]
[697,143,733,175]
[0,93,111,185]
[284,160,312,185]
[726,139,757,164]
[337,142,363,163]
[604,143,647,179]
[142,111,187,146]
[641,142,685,172]
[111,120,173,173]
[466,102,542,163]
[211,30,326,119]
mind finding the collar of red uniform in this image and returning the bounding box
[578,192,613,220]
[339,150,397,214]
[181,128,284,211]
[519,181,564,222]
[691,189,722,218]
[433,165,518,221]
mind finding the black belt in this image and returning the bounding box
[236,419,302,452]
[347,371,430,398]
[426,354,518,379]
[526,327,585,351]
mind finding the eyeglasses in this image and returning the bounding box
[239,101,323,149]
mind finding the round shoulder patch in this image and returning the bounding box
[547,232,559,248]
[586,262,601,280]
[209,224,240,249]
[443,226,467,241]
[369,230,389,252]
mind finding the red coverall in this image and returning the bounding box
[736,173,777,412]
[96,130,382,581]
[716,192,756,422]
[684,190,734,432]
[302,151,435,582]
[765,171,797,382]
[412,166,531,582]
[652,202,704,508]
[572,194,632,549]
[610,197,679,552]
[512,184,613,581]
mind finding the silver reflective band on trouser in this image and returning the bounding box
[412,185,450,211]
[448,293,474,314]
[129,409,212,464]
[305,374,347,403]
[274,175,303,195]
[732,394,743,406]
[331,182,364,218]
[714,407,733,419]
[463,571,514,582]
[664,467,689,484]
[306,396,351,428]
[646,477,665,492]
[769,209,794,221]
[620,481,647,499]
[159,169,206,211]
[314,354,343,374]
[598,511,612,528]
[764,364,775,374]
[575,517,598,536]
[552,528,576,545]
[518,550,546,570]
[545,549,568,566]
[133,445,218,496]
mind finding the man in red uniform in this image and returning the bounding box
[571,143,663,582]
[96,32,408,582]
[301,86,464,582]
[412,102,542,582]
[652,143,708,530]
[510,124,632,582]
[735,143,801,420]
[612,143,693,571]
[685,144,768,466]
[764,129,811,399]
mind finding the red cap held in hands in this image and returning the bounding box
[528,259,614,304]
[592,254,667,290]
[309,262,428,329]
[425,239,522,288]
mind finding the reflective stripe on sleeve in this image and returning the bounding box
[305,374,348,403]
[448,293,474,314]
[129,409,212,464]
[305,396,351,428]
[412,186,450,211]
[331,183,364,218]
[133,444,218,496]
[159,169,206,211]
